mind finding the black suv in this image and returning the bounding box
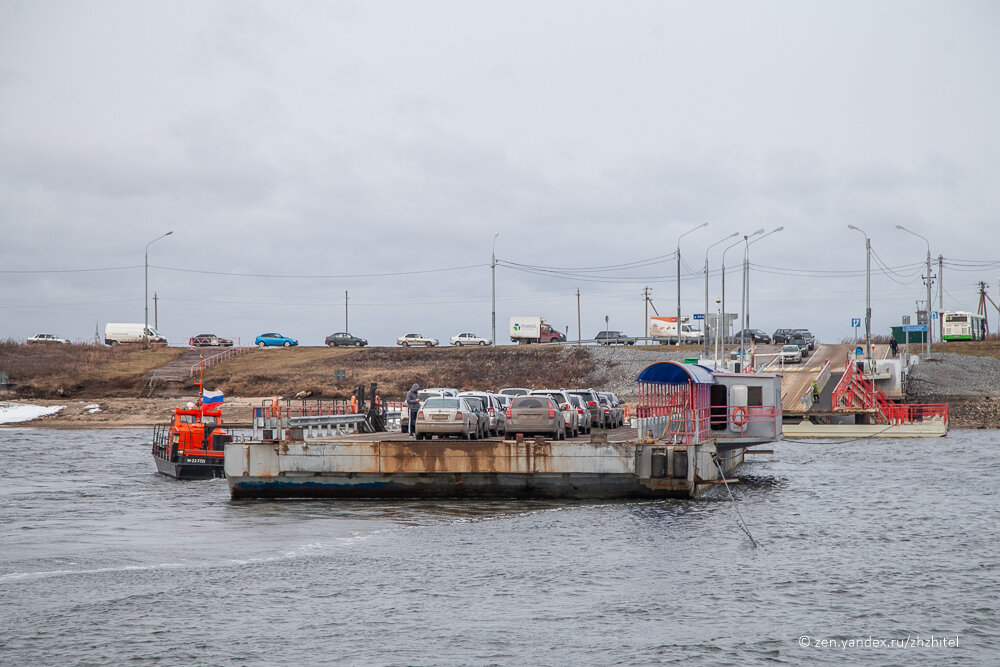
[594,330,636,346]
[792,329,815,350]
[789,335,810,357]
[773,329,795,344]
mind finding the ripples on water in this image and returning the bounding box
[0,428,997,665]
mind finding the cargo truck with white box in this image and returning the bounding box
[509,317,566,344]
[649,316,703,345]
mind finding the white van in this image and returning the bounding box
[104,323,167,346]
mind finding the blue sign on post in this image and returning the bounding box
[931,311,938,319]
[902,324,927,332]
[851,318,861,328]
[692,313,704,320]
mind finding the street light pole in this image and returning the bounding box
[145,231,173,339]
[848,225,872,371]
[724,229,763,364]
[896,225,933,354]
[491,233,499,347]
[677,222,708,347]
[704,232,739,357]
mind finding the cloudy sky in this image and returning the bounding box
[2,1,999,347]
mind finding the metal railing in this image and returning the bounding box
[832,358,948,425]
[189,345,251,378]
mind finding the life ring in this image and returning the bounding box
[731,406,748,427]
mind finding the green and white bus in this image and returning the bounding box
[942,311,987,341]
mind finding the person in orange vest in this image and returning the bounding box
[270,396,280,418]
[373,393,383,414]
[350,392,358,414]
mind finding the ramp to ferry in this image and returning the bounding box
[778,344,851,414]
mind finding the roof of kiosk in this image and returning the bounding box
[636,360,717,385]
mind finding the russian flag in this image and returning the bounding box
[202,389,224,406]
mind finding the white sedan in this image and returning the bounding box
[450,332,492,346]
[396,333,439,347]
[27,333,70,344]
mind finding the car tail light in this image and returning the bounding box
[417,411,424,421]
[455,411,463,420]
[548,406,555,418]
[506,408,512,418]
[587,401,596,407]
[577,407,584,415]
[489,407,495,416]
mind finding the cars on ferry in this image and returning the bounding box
[397,333,439,347]
[599,392,625,428]
[529,389,580,437]
[450,332,492,346]
[255,332,298,347]
[414,397,480,440]
[504,395,566,440]
[458,391,506,435]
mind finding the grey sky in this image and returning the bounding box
[2,1,999,347]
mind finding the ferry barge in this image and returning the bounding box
[225,361,783,499]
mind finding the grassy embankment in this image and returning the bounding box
[0,342,606,401]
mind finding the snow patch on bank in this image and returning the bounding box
[0,402,66,424]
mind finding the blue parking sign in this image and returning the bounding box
[851,318,861,328]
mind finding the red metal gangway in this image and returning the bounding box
[831,358,948,425]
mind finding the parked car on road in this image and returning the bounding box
[450,332,492,346]
[27,333,70,344]
[594,330,636,346]
[529,390,580,437]
[793,329,816,350]
[400,388,456,433]
[325,332,367,347]
[397,333,439,347]
[505,395,566,440]
[730,329,771,345]
[255,332,298,347]
[190,333,233,347]
[415,397,479,440]
[780,344,803,364]
[789,336,810,358]
[772,329,794,344]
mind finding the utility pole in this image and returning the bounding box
[643,287,649,344]
[676,222,708,348]
[491,233,499,346]
[154,292,159,330]
[345,291,349,331]
[938,255,944,341]
[576,288,581,346]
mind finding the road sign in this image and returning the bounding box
[692,313,704,320]
[902,324,927,332]
[931,311,938,319]
[851,318,861,327]
[902,315,911,325]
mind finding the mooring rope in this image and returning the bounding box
[712,452,759,549]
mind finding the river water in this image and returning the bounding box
[0,428,997,666]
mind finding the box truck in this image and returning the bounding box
[649,316,703,345]
[104,323,168,346]
[509,317,566,344]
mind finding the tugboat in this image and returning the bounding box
[151,370,232,479]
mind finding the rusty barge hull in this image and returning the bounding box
[224,438,746,500]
